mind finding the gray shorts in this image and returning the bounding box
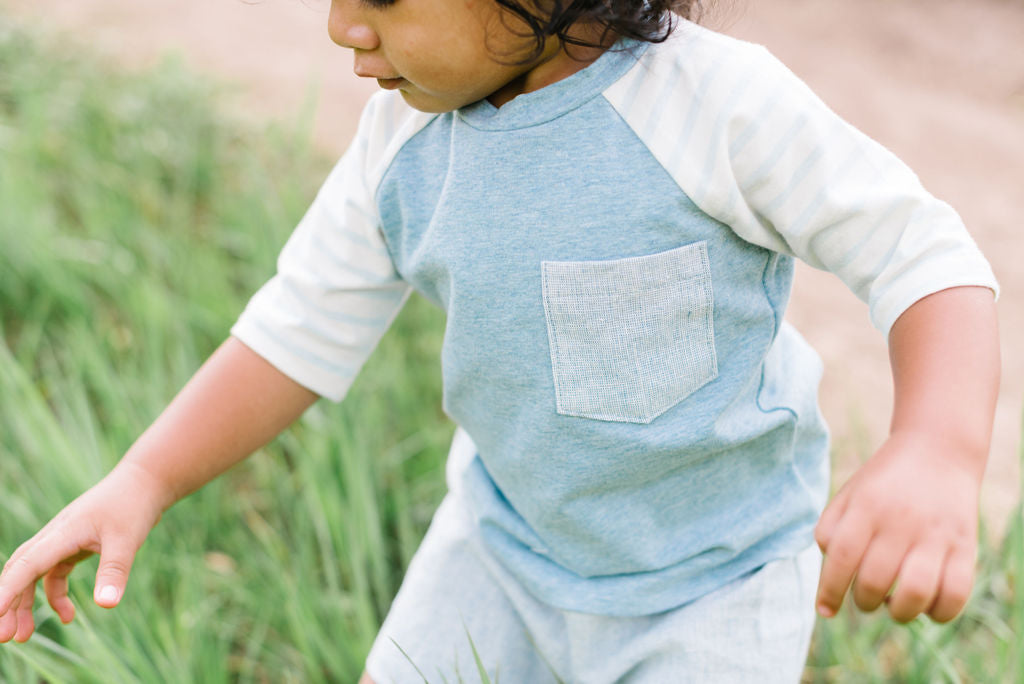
[364,488,820,683]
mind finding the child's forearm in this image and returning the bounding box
[116,336,319,512]
[887,285,1000,476]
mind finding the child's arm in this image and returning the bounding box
[814,285,999,623]
[0,337,318,643]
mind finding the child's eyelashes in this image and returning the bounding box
[359,0,398,9]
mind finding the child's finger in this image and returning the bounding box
[927,544,975,623]
[851,534,906,612]
[43,561,79,624]
[0,532,86,616]
[886,541,945,623]
[815,513,872,618]
[93,536,138,608]
[12,584,37,643]
[814,487,850,552]
[1,545,33,615]
[0,591,20,642]
[0,553,38,616]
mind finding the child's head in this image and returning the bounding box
[328,0,706,113]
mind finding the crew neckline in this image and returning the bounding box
[458,38,648,131]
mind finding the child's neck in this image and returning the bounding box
[487,28,618,109]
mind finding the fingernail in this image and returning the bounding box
[98,585,118,603]
[817,603,835,618]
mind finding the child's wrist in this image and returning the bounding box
[109,459,178,515]
[884,427,989,484]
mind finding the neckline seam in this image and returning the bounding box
[456,90,612,131]
[457,40,648,131]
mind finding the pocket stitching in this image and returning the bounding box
[540,262,569,416]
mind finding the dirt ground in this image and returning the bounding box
[4,0,1022,535]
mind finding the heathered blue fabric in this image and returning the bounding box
[374,42,830,616]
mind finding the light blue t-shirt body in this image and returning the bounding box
[233,24,997,616]
[376,43,829,616]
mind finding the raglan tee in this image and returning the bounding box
[231,20,999,616]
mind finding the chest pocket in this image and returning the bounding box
[541,242,718,424]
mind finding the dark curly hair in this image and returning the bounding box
[493,0,707,64]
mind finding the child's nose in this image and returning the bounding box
[327,1,380,51]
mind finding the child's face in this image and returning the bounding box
[328,0,596,113]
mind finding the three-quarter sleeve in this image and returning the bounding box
[603,25,998,337]
[230,96,412,401]
[709,45,998,336]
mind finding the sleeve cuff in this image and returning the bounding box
[229,315,356,402]
[871,259,999,338]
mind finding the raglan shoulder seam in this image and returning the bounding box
[602,21,998,336]
[600,20,792,252]
[358,90,442,203]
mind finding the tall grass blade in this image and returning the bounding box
[390,636,431,683]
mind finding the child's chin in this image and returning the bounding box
[396,90,462,115]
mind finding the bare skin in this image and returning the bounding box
[328,0,615,113]
[814,285,999,622]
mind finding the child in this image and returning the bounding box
[0,0,1000,680]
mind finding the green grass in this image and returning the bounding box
[0,16,1021,683]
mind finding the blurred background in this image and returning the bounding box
[1,0,1022,681]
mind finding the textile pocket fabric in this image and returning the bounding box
[541,242,718,424]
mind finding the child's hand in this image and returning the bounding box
[813,430,982,623]
[0,462,168,643]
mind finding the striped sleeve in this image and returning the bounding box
[604,22,998,337]
[230,92,434,401]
